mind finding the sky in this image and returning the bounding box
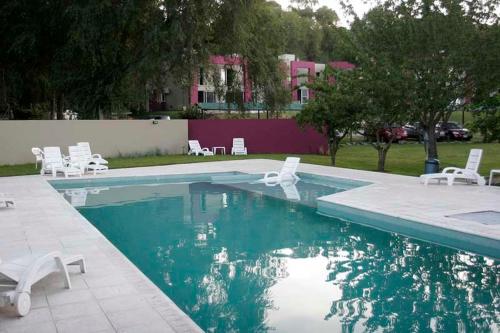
[273,0,375,26]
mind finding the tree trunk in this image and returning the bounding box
[56,93,64,120]
[51,93,56,120]
[425,127,438,160]
[377,147,388,172]
[329,137,339,166]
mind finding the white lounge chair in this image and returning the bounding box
[0,252,86,316]
[420,149,486,186]
[188,140,214,156]
[77,142,108,165]
[41,147,82,178]
[257,157,301,184]
[0,193,14,208]
[69,145,108,175]
[31,147,44,169]
[231,138,247,155]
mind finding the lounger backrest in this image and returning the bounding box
[43,147,64,168]
[188,140,202,152]
[77,142,92,159]
[68,146,88,166]
[465,149,482,172]
[280,157,300,177]
[233,138,245,149]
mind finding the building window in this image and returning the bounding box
[199,68,204,85]
[161,92,167,103]
[298,88,309,104]
[197,91,216,103]
[206,92,215,103]
[226,68,235,87]
[220,68,226,84]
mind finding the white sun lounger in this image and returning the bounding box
[0,193,14,208]
[0,252,86,316]
[231,138,247,155]
[420,149,486,186]
[188,140,214,156]
[257,157,301,184]
[69,145,108,175]
[41,147,82,178]
[77,142,108,165]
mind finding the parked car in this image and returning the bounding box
[403,122,423,141]
[436,122,472,141]
[365,125,408,143]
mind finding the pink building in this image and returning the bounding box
[186,54,355,109]
[190,55,252,106]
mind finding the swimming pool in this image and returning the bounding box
[52,173,500,332]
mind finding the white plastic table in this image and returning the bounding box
[212,147,226,155]
[489,169,500,186]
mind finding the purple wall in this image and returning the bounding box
[188,119,329,154]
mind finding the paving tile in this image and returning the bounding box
[83,275,127,289]
[55,312,113,333]
[0,308,53,329]
[106,306,163,330]
[90,284,137,300]
[117,320,175,333]
[50,300,102,321]
[2,321,57,333]
[46,289,94,307]
[98,295,148,314]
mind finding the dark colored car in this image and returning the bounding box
[403,123,424,141]
[436,122,472,141]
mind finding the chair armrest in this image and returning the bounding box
[201,148,210,152]
[442,167,461,174]
[91,154,103,159]
[15,252,62,294]
[263,171,279,179]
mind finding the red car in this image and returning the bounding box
[374,126,408,143]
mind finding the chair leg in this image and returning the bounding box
[54,256,72,289]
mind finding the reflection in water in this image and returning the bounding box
[72,182,499,333]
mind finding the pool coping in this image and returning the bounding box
[1,159,499,331]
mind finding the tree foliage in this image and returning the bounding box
[344,0,500,160]
[296,67,363,165]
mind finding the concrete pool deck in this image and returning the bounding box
[1,159,499,332]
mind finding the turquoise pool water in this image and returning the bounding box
[53,174,499,332]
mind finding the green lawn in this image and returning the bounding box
[1,142,498,178]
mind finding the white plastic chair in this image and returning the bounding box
[31,148,44,169]
[77,142,108,165]
[420,149,486,186]
[69,145,108,175]
[257,157,301,184]
[0,252,86,316]
[188,140,214,156]
[231,138,247,155]
[41,147,82,178]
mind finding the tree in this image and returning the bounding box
[296,67,362,166]
[470,94,500,142]
[356,65,410,171]
[346,0,499,160]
